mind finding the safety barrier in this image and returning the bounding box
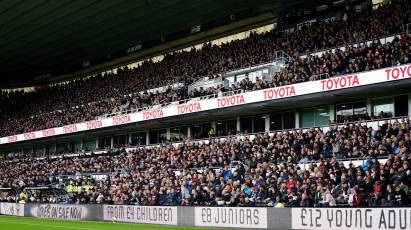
[1,203,411,229]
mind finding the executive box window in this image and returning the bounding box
[336,101,367,123]
[301,106,330,128]
[149,129,167,144]
[131,132,146,146]
[191,123,211,139]
[373,97,394,118]
[113,135,127,147]
[394,95,408,117]
[98,137,111,149]
[170,126,188,141]
[216,119,237,136]
[241,115,266,133]
[83,139,96,151]
[270,112,295,131]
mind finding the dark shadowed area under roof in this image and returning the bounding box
[0,0,333,86]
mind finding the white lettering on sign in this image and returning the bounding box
[103,205,177,225]
[217,95,245,108]
[292,208,411,230]
[194,207,267,228]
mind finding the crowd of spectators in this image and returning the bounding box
[1,0,410,137]
[1,118,410,208]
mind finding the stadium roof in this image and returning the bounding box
[0,0,330,86]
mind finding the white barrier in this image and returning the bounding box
[292,208,411,230]
[0,203,24,216]
[103,205,177,225]
[29,204,89,220]
[194,206,267,228]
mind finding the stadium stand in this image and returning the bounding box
[1,117,410,208]
[2,2,411,226]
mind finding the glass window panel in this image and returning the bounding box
[241,117,253,133]
[226,119,237,135]
[270,113,283,131]
[373,97,394,118]
[301,109,315,128]
[131,132,146,146]
[353,101,367,115]
[254,116,266,133]
[283,112,295,129]
[315,107,330,127]
[170,126,188,141]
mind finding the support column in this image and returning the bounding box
[366,98,373,116]
[265,114,270,132]
[166,128,171,141]
[211,121,216,129]
[236,116,241,133]
[408,94,411,118]
[329,104,335,124]
[128,133,132,145]
[146,131,150,145]
[95,139,99,150]
[187,126,192,138]
[110,136,114,149]
[295,111,300,128]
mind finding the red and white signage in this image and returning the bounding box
[1,64,411,145]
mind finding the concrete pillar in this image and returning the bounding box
[187,126,192,138]
[110,136,114,148]
[128,133,132,145]
[96,139,99,149]
[408,94,411,117]
[295,111,300,128]
[236,116,241,133]
[146,131,150,145]
[329,104,335,123]
[211,121,216,129]
[366,98,373,116]
[265,114,270,132]
[166,128,171,140]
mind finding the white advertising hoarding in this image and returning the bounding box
[103,205,177,225]
[30,204,89,220]
[194,206,267,228]
[292,208,411,230]
[0,203,24,216]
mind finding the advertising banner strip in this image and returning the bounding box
[103,205,178,225]
[292,207,411,230]
[194,206,267,229]
[0,203,24,216]
[29,204,90,220]
[1,64,411,145]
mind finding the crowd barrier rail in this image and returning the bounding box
[1,203,410,230]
